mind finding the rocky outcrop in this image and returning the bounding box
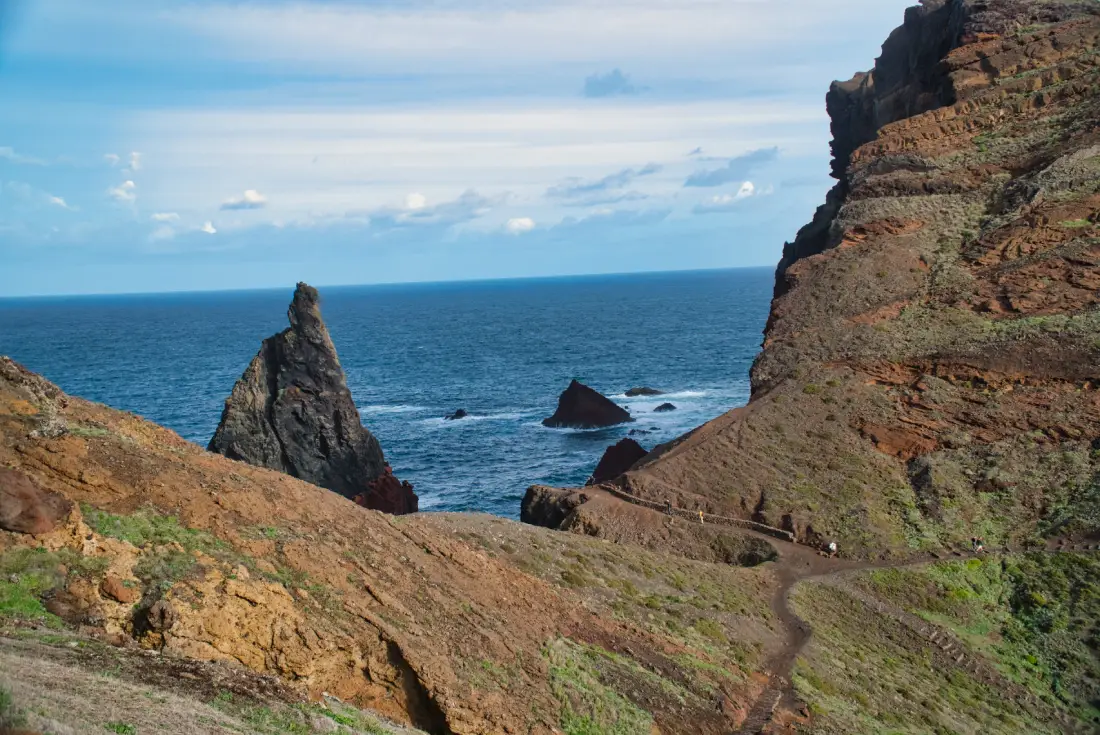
[586,438,648,486]
[0,467,72,534]
[209,283,416,515]
[626,387,663,397]
[445,409,468,421]
[520,485,588,527]
[542,380,633,429]
[654,403,677,413]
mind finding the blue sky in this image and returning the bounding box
[0,0,913,296]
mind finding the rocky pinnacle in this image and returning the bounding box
[209,283,417,514]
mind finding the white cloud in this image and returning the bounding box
[547,164,661,200]
[48,196,70,209]
[505,217,535,234]
[104,153,120,166]
[0,146,47,166]
[220,189,267,210]
[692,181,759,214]
[163,0,912,76]
[127,99,820,223]
[201,221,217,234]
[365,189,498,229]
[151,212,180,222]
[108,180,136,203]
[128,151,142,171]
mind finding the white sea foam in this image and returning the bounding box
[610,389,707,400]
[359,404,427,415]
[421,410,534,427]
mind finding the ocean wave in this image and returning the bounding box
[421,410,537,427]
[359,404,428,415]
[610,389,708,400]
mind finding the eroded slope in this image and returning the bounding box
[615,0,1100,557]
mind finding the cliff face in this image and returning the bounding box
[615,0,1100,555]
[209,283,417,514]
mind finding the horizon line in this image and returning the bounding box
[0,264,776,302]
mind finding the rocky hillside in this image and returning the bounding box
[0,356,790,735]
[594,0,1100,557]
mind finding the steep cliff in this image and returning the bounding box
[565,0,1100,557]
[209,283,416,515]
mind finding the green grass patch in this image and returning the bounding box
[0,546,111,625]
[0,686,26,730]
[104,723,137,734]
[1060,219,1094,229]
[544,638,654,735]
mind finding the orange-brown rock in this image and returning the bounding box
[0,466,72,535]
[545,0,1100,556]
[99,574,141,605]
[0,355,779,735]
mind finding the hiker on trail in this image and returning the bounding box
[665,499,673,516]
[698,510,705,525]
[972,536,985,553]
[827,541,838,558]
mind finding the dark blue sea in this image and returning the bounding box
[0,269,773,517]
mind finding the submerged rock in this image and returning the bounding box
[542,380,634,429]
[625,387,663,397]
[586,438,648,486]
[445,409,469,421]
[209,283,417,514]
[654,403,677,413]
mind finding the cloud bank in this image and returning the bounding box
[583,69,645,98]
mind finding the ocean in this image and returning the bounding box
[0,268,773,517]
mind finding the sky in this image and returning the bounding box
[0,0,914,297]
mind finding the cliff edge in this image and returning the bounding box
[551,0,1100,557]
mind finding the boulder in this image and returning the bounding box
[209,283,417,514]
[0,467,72,534]
[353,465,417,516]
[586,438,648,486]
[625,387,663,397]
[100,575,141,604]
[654,403,677,413]
[520,486,588,528]
[542,380,634,429]
[445,409,468,421]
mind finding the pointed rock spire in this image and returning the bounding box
[209,283,417,514]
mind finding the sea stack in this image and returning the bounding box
[586,438,648,486]
[542,380,634,429]
[209,282,417,514]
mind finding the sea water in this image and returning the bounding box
[0,268,773,517]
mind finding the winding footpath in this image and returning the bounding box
[591,485,1099,735]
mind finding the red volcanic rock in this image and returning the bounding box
[354,464,418,515]
[0,467,72,534]
[586,438,649,486]
[860,424,938,461]
[100,575,141,604]
[543,380,633,429]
